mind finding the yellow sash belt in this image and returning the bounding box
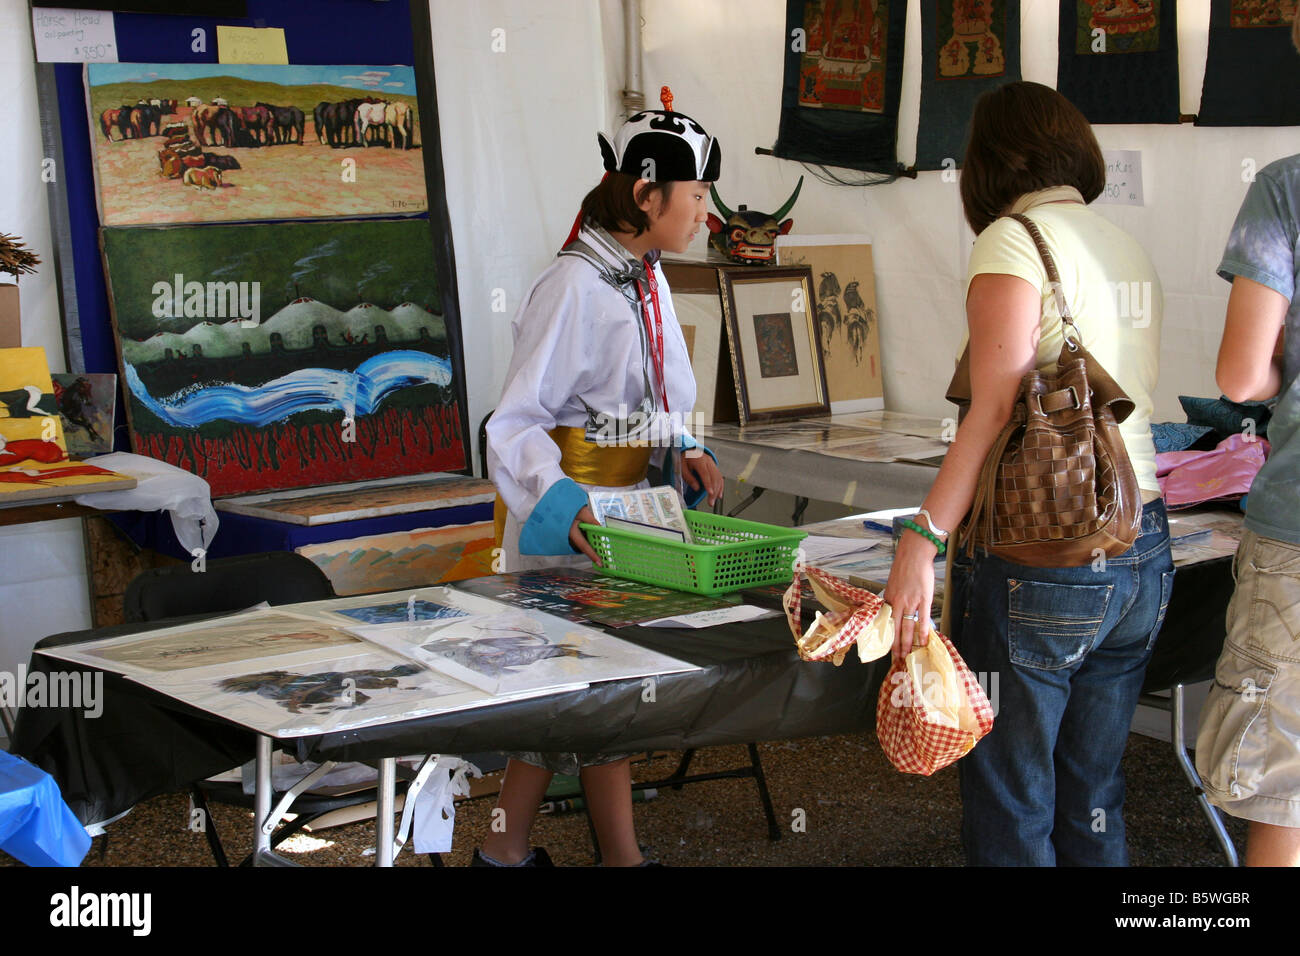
[493,426,653,547]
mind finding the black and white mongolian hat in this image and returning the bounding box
[597,86,721,183]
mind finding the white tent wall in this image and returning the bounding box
[633,0,1296,424]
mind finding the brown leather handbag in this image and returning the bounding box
[945,214,1142,567]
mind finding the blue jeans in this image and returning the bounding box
[948,499,1176,866]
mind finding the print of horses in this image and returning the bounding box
[354,101,389,147]
[256,101,305,144]
[192,104,235,146]
[384,101,415,149]
[99,107,123,141]
[232,105,274,147]
[317,99,364,147]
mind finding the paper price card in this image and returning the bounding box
[32,8,118,63]
[1097,149,1144,206]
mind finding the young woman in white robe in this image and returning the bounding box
[479,103,724,866]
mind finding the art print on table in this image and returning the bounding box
[348,597,697,697]
[102,219,467,497]
[829,410,952,441]
[455,568,737,629]
[151,648,535,738]
[38,610,367,679]
[87,63,426,226]
[334,599,469,625]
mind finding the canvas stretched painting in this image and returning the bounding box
[51,372,117,457]
[215,474,495,525]
[295,521,496,596]
[86,63,427,226]
[102,218,467,497]
[776,235,883,413]
[0,348,135,502]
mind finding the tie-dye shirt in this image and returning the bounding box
[1218,154,1300,544]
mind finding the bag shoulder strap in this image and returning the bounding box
[1007,213,1081,347]
[947,213,1074,407]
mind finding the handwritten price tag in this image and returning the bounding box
[32,8,118,63]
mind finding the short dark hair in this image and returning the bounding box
[580,172,674,237]
[959,82,1105,235]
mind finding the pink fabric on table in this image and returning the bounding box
[1157,433,1270,509]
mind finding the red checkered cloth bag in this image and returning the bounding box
[876,626,994,776]
[782,564,894,665]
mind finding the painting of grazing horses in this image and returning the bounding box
[88,63,427,225]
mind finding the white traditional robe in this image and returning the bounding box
[487,223,701,571]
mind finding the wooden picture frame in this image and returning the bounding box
[719,266,829,424]
[661,259,726,429]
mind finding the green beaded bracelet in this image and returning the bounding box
[900,518,946,555]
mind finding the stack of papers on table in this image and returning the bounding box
[40,587,700,738]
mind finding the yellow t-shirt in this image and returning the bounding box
[965,186,1162,494]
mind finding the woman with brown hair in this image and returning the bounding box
[882,81,1172,865]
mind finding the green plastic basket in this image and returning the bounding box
[579,512,808,596]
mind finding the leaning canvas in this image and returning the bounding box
[101,219,467,497]
[51,372,117,457]
[0,347,135,502]
[776,235,884,413]
[86,63,427,226]
[295,521,496,596]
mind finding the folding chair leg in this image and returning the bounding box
[190,787,229,868]
[747,744,782,842]
[1171,684,1239,867]
[670,749,695,789]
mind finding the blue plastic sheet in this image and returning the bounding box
[0,750,91,867]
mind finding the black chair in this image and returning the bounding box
[1138,556,1240,866]
[124,551,335,624]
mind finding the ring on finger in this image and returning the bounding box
[902,610,921,622]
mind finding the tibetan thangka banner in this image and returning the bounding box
[773,0,908,173]
[1056,0,1180,124]
[1198,0,1300,127]
[916,0,1021,170]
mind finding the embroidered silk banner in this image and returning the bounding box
[773,0,908,173]
[1198,0,1300,126]
[916,0,1021,171]
[1056,0,1180,124]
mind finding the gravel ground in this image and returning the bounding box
[1,730,1245,868]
